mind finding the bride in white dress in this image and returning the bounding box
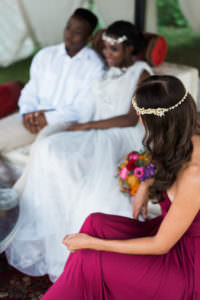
[7,21,152,282]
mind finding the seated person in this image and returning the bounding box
[7,21,152,282]
[0,8,104,154]
[42,75,200,300]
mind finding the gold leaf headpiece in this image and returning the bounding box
[132,90,188,117]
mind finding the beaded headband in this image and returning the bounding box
[132,90,188,117]
[102,32,128,45]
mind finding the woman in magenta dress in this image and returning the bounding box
[42,75,200,300]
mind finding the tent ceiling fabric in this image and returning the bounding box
[20,0,156,47]
[0,0,35,67]
[20,0,82,46]
[90,0,157,32]
[94,0,135,27]
[179,0,200,35]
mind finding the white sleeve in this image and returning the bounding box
[18,50,44,116]
[45,61,104,124]
[45,106,81,124]
[69,62,104,123]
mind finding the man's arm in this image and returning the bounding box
[18,52,43,117]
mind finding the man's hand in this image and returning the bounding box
[23,112,38,134]
[34,111,47,131]
[23,111,47,134]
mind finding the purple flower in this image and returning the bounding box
[140,164,155,181]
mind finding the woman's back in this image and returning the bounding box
[167,134,200,203]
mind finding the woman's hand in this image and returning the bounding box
[67,122,91,131]
[132,181,150,220]
[62,233,93,252]
[132,179,154,219]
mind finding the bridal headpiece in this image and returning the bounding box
[102,32,128,45]
[132,90,188,117]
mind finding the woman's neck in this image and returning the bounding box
[119,56,137,69]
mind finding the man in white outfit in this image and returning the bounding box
[0,8,104,154]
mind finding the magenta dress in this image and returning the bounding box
[42,193,200,299]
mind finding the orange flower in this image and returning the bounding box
[120,163,126,169]
[130,181,140,195]
[139,155,144,160]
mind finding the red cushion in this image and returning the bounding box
[0,81,23,119]
[146,35,168,67]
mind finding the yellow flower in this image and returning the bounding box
[127,175,139,186]
[143,154,150,165]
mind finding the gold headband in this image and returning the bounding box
[132,90,188,117]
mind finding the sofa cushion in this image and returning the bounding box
[0,81,24,119]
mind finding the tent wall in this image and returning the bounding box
[179,0,200,35]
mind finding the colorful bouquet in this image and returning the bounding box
[117,150,155,197]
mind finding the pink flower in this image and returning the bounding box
[134,167,144,178]
[119,167,129,179]
[129,153,139,161]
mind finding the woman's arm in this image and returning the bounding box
[132,178,154,219]
[68,103,138,131]
[63,164,200,255]
[68,70,149,131]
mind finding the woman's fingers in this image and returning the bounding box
[132,203,141,219]
[142,203,148,219]
[132,202,148,220]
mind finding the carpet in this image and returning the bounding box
[0,253,51,300]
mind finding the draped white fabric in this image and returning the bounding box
[179,0,200,35]
[20,0,82,47]
[0,0,35,66]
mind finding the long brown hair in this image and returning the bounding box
[135,75,197,201]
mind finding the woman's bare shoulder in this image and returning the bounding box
[180,135,200,179]
[177,160,200,199]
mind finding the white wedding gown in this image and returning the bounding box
[7,61,152,282]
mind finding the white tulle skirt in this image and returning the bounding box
[6,122,144,282]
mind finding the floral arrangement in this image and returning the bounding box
[117,150,155,196]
